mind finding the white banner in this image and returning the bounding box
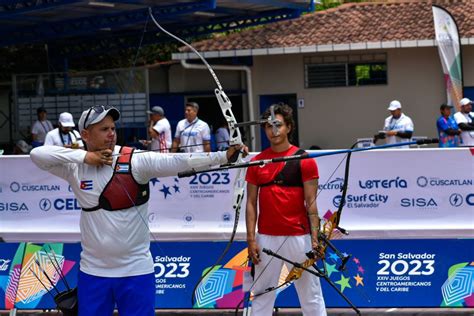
[432,5,463,111]
[0,148,473,241]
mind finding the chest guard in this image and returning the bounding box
[82,146,150,212]
[259,148,306,188]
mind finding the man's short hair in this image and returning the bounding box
[37,107,47,114]
[186,102,199,111]
[440,104,452,111]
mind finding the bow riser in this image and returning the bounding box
[215,89,243,147]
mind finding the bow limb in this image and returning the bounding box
[148,9,246,307]
[284,138,357,282]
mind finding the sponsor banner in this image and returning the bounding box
[0,239,472,309]
[0,148,472,240]
[315,148,473,234]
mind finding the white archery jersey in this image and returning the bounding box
[30,145,228,277]
[44,128,84,148]
[174,118,211,153]
[453,111,474,146]
[383,113,414,149]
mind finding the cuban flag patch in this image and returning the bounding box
[80,180,93,190]
[115,163,129,173]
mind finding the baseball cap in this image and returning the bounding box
[460,98,472,106]
[16,140,32,154]
[146,106,164,116]
[440,104,453,111]
[387,100,402,111]
[58,112,75,127]
[78,105,120,132]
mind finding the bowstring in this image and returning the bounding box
[147,8,248,307]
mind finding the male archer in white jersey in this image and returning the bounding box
[31,105,246,316]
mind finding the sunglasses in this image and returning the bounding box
[83,105,115,130]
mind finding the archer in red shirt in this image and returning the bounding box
[245,103,326,315]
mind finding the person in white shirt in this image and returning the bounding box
[172,102,211,153]
[44,112,84,149]
[382,100,414,149]
[31,107,54,147]
[215,119,230,151]
[30,105,245,316]
[453,98,474,146]
[141,106,172,153]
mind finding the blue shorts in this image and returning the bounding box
[78,271,155,316]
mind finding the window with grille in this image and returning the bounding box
[304,54,387,88]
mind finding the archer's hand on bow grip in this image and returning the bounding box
[226,145,249,163]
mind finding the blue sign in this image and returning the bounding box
[0,239,472,310]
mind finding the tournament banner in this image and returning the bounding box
[0,148,473,241]
[0,240,473,310]
[272,239,474,309]
[432,5,463,111]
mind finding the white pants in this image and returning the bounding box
[250,234,327,316]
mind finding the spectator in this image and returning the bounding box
[172,102,211,153]
[142,106,172,153]
[215,119,230,151]
[31,107,54,147]
[44,112,83,149]
[437,104,461,148]
[13,140,32,155]
[453,98,474,146]
[382,100,414,149]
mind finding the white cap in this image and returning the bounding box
[78,106,120,132]
[16,140,32,154]
[460,98,472,106]
[387,100,402,111]
[58,112,75,127]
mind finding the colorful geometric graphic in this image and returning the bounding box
[194,248,248,308]
[441,262,474,307]
[196,269,233,307]
[0,243,76,310]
